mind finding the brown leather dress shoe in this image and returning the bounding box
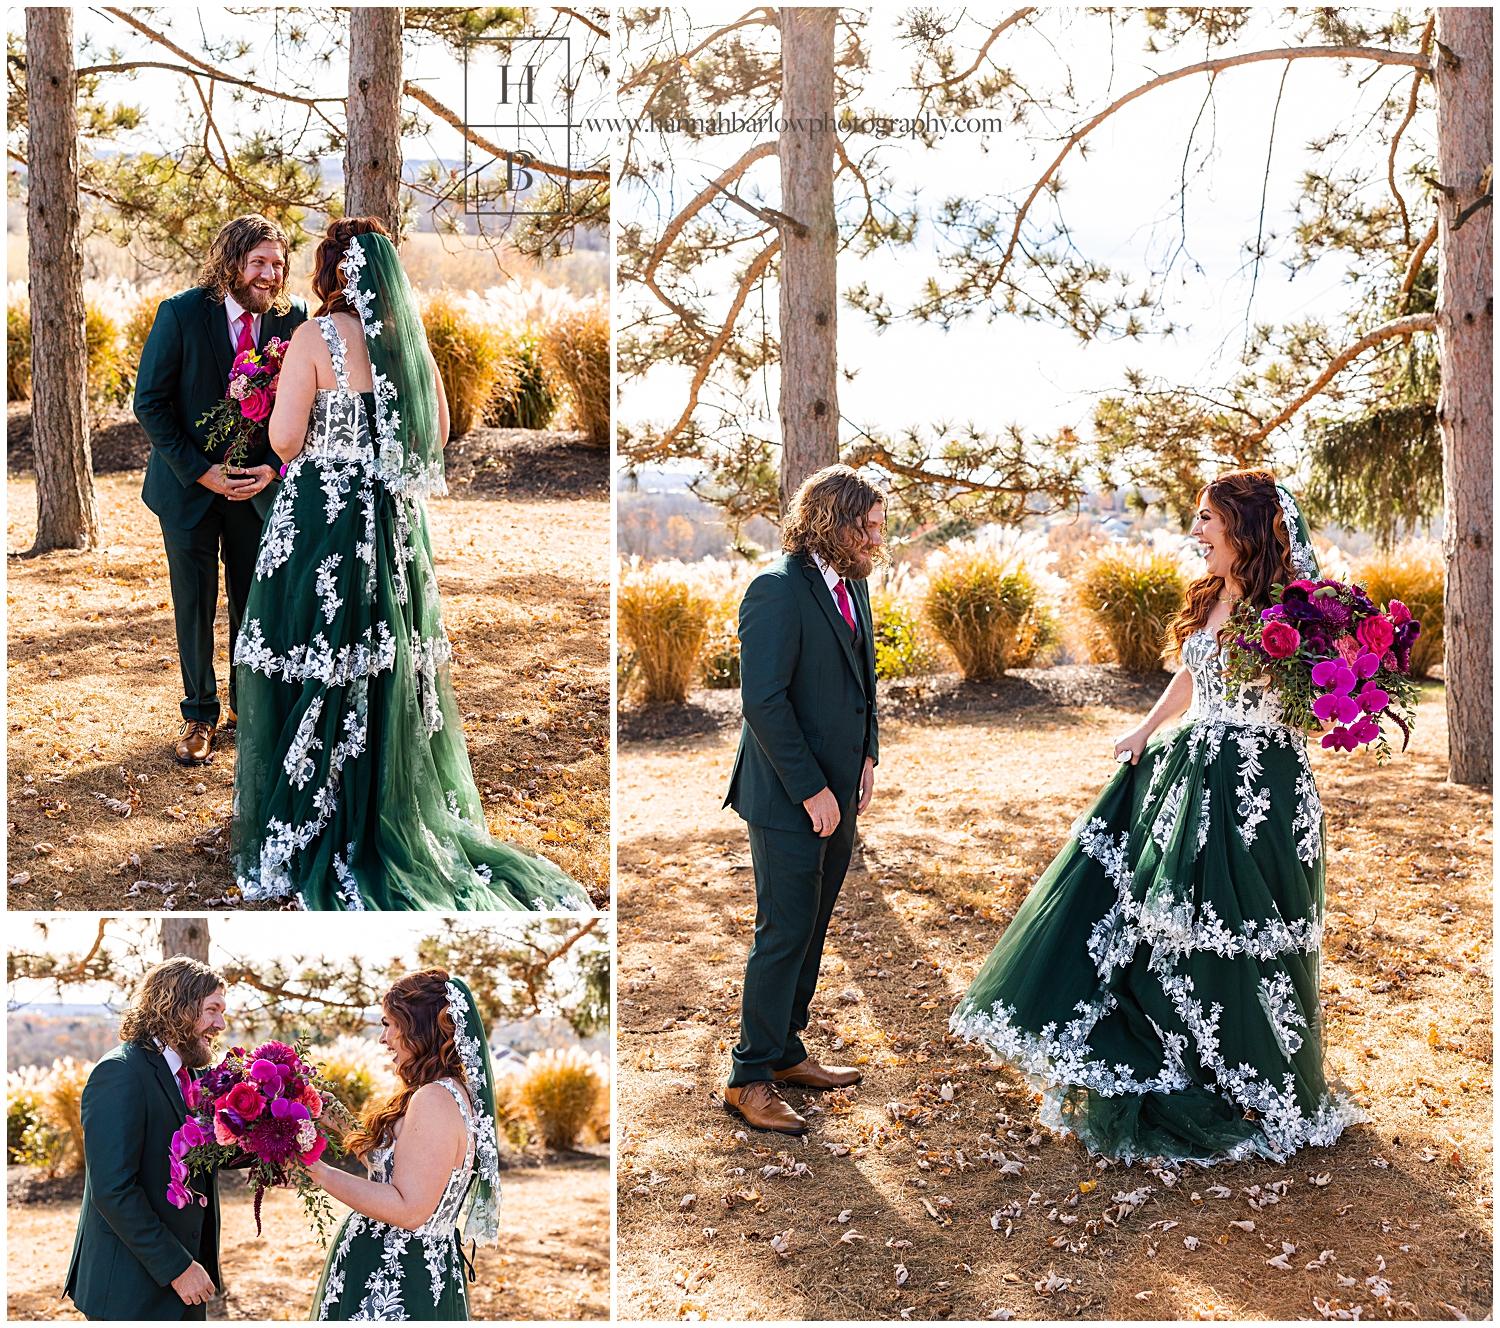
[175,720,215,764]
[722,1081,808,1135]
[773,1058,863,1090]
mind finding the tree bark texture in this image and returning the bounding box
[161,918,211,963]
[344,7,405,241]
[1434,7,1492,788]
[777,7,839,515]
[25,7,98,554]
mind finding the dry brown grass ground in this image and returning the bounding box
[615,684,1492,1321]
[6,466,609,909]
[5,1155,609,1320]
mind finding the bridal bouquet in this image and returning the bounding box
[167,1037,353,1240]
[1222,578,1422,761]
[196,337,289,471]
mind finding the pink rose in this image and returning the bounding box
[298,1133,328,1165]
[1260,621,1301,659]
[239,387,272,422]
[1387,600,1412,625]
[1333,634,1361,665]
[213,1115,238,1146]
[224,1082,265,1120]
[300,1084,324,1120]
[1356,614,1395,655]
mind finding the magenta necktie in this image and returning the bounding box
[833,579,857,636]
[175,1065,192,1100]
[235,311,255,354]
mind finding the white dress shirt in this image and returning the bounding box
[812,552,858,637]
[223,291,262,353]
[155,1038,189,1099]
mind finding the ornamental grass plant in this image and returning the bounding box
[540,300,609,447]
[1076,544,1188,672]
[618,560,720,704]
[1353,540,1445,678]
[921,534,1061,680]
[310,1035,399,1119]
[484,325,558,429]
[419,290,520,438]
[519,1047,605,1150]
[870,565,943,680]
[5,1058,91,1176]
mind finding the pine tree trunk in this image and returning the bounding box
[776,7,839,515]
[344,7,405,241]
[1434,8,1492,788]
[25,7,97,554]
[161,918,210,963]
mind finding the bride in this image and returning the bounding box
[308,969,501,1321]
[230,217,589,910]
[952,468,1362,1164]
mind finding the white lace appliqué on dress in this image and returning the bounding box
[317,1077,477,1321]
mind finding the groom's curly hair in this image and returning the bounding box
[780,464,890,577]
[119,955,226,1051]
[198,215,293,314]
[346,969,468,1158]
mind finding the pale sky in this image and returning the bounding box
[618,10,1428,469]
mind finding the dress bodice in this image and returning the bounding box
[1180,627,1289,730]
[364,1077,477,1238]
[304,316,376,465]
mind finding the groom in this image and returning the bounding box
[65,956,231,1319]
[134,214,309,765]
[723,465,885,1135]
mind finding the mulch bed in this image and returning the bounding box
[7,403,607,499]
[6,1167,85,1206]
[619,664,1175,744]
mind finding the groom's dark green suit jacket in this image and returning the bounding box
[135,286,308,530]
[725,552,880,831]
[64,1040,224,1321]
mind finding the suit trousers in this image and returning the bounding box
[729,793,859,1086]
[159,493,263,724]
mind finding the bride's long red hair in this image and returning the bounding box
[345,968,467,1158]
[1165,468,1299,661]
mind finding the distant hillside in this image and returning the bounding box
[8,1007,120,1070]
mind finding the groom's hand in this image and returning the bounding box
[857,757,875,814]
[224,464,277,499]
[803,787,841,838]
[171,1261,216,1305]
[197,467,259,500]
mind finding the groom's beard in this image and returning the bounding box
[175,1031,218,1070]
[231,278,280,315]
[832,546,876,581]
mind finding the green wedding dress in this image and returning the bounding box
[953,501,1362,1163]
[312,979,503,1321]
[231,233,588,911]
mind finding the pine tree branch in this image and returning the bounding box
[986,44,1434,302]
[555,8,609,39]
[642,140,779,333]
[1399,219,1439,310]
[618,8,780,96]
[654,238,781,456]
[1245,313,1436,443]
[217,967,377,1014]
[839,439,1073,499]
[402,82,608,183]
[1387,17,1433,248]
[915,9,1035,90]
[97,9,343,132]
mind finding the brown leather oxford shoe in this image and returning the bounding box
[175,720,215,765]
[773,1058,863,1090]
[722,1081,808,1135]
